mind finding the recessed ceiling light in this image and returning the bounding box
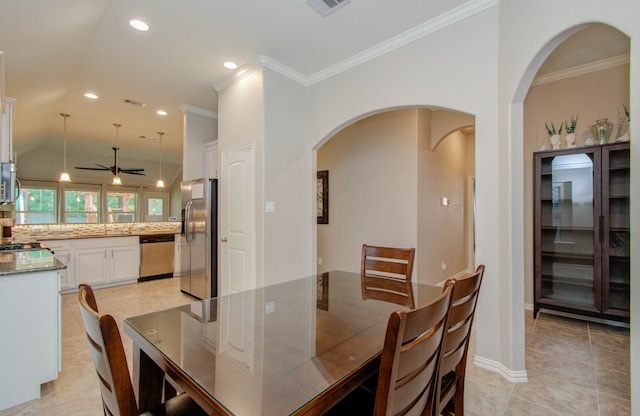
[156,110,167,116]
[223,61,237,69]
[84,93,98,99]
[130,19,149,31]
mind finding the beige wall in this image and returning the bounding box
[523,63,630,306]
[418,109,471,283]
[317,109,419,275]
[317,108,472,285]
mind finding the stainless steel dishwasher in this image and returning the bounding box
[139,234,175,281]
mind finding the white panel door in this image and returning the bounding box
[220,143,255,296]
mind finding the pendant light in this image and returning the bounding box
[59,113,71,182]
[112,123,122,185]
[156,132,165,188]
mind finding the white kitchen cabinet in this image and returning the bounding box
[75,248,109,286]
[0,98,16,163]
[0,270,60,411]
[41,240,74,290]
[43,236,140,293]
[110,244,139,282]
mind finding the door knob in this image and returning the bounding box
[221,237,228,242]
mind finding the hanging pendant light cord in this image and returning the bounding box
[61,113,69,172]
[114,123,121,174]
[158,132,163,178]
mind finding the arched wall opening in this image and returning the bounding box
[507,20,632,389]
[522,23,630,315]
[315,107,476,285]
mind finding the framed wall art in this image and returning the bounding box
[317,170,329,224]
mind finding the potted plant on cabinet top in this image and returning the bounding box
[545,121,564,149]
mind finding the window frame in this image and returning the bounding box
[14,181,172,224]
[14,181,58,224]
[63,183,102,223]
[105,185,139,223]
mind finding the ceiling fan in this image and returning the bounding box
[75,147,146,176]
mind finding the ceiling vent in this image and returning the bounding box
[122,98,146,108]
[306,0,350,16]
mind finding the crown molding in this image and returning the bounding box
[179,104,217,119]
[531,54,630,87]
[214,0,499,90]
[307,0,499,85]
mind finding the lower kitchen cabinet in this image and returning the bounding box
[0,270,61,411]
[43,236,140,293]
[75,247,109,285]
[41,240,73,290]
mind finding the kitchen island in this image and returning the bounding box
[0,249,66,411]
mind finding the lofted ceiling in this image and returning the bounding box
[0,1,629,186]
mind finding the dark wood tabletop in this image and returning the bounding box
[124,270,442,415]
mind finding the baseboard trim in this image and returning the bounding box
[473,355,529,383]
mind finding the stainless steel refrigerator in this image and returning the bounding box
[180,178,217,299]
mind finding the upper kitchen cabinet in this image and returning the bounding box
[533,142,630,322]
[0,98,16,163]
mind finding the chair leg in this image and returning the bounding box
[453,381,464,416]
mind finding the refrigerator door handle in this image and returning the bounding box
[185,200,193,245]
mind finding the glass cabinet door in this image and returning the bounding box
[535,149,601,312]
[602,145,631,316]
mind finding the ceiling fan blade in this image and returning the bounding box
[75,166,111,171]
[76,149,146,176]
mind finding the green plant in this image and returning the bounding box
[565,115,578,134]
[545,121,564,136]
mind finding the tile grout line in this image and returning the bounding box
[587,322,603,416]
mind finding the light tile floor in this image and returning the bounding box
[0,277,631,415]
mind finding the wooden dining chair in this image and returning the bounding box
[326,279,456,416]
[436,265,485,416]
[77,283,207,416]
[361,244,416,282]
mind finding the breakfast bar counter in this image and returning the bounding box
[0,247,65,411]
[0,249,66,276]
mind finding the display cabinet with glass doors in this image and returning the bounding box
[533,142,630,323]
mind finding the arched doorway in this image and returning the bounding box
[316,107,476,285]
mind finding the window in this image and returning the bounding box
[65,188,101,223]
[148,197,163,215]
[106,191,137,223]
[143,193,168,221]
[15,186,57,224]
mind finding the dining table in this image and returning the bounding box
[124,270,443,415]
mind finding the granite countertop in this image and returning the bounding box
[0,249,67,276]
